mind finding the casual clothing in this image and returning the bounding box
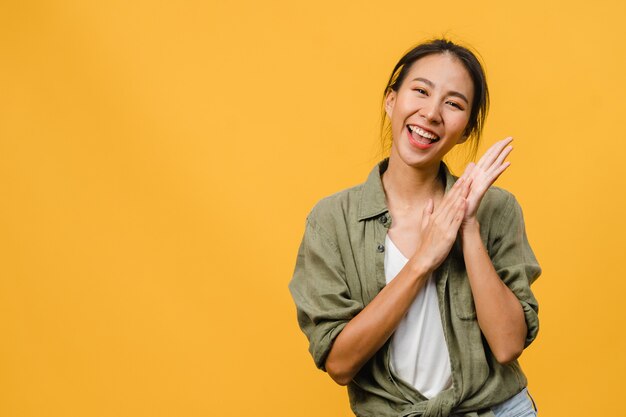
[490,387,538,417]
[288,158,541,417]
[385,234,453,399]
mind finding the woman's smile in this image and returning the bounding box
[407,124,441,149]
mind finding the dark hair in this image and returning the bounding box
[380,38,489,160]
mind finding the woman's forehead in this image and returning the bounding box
[405,54,474,95]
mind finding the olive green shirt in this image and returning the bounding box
[288,158,541,417]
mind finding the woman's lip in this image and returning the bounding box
[407,126,436,150]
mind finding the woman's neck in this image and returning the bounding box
[381,156,445,210]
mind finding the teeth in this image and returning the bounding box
[409,125,439,140]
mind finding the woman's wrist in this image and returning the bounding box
[461,218,481,237]
[407,257,433,281]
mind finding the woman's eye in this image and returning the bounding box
[413,88,427,95]
[447,101,463,110]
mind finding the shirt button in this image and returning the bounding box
[379,215,388,224]
[377,244,385,253]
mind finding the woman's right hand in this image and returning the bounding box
[411,175,471,275]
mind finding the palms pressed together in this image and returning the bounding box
[460,137,514,223]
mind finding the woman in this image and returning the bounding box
[289,39,541,417]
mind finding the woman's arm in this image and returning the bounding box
[460,137,527,363]
[325,177,471,385]
[324,251,430,385]
[461,221,527,363]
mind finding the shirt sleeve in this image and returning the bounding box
[489,193,542,348]
[288,214,363,371]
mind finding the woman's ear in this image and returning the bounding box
[385,90,396,119]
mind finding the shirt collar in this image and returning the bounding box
[357,157,457,221]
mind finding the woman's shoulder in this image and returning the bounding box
[483,184,516,204]
[307,182,365,226]
[478,185,524,223]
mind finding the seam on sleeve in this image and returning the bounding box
[494,192,517,233]
[306,215,339,252]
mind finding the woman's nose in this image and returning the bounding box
[420,101,442,124]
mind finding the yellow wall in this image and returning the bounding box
[1,1,624,416]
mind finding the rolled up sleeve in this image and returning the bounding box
[490,194,542,348]
[288,215,363,371]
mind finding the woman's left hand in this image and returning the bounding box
[460,137,514,226]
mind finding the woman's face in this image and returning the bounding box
[385,53,474,170]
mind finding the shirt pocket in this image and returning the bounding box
[451,275,477,320]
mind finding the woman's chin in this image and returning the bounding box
[391,144,440,169]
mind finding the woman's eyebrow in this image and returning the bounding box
[448,91,469,104]
[412,77,469,104]
[412,77,435,87]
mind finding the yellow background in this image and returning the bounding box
[1,1,625,416]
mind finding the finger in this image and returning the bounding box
[493,137,514,161]
[421,198,433,231]
[477,137,514,169]
[451,198,466,230]
[439,177,465,211]
[461,176,471,199]
[479,138,511,167]
[490,161,511,181]
[443,194,466,226]
[460,162,476,180]
[450,175,465,192]
[491,145,513,172]
[501,136,514,145]
[447,176,472,208]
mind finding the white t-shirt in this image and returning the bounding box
[384,234,453,399]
